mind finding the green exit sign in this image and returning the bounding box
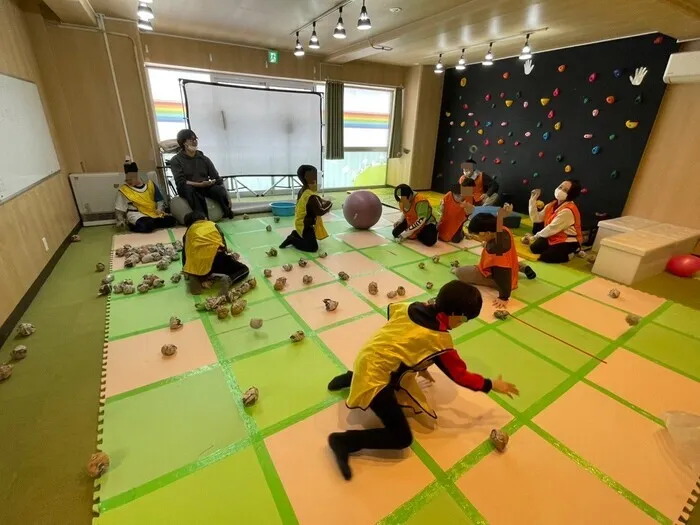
[268,50,279,64]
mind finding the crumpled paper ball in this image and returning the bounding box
[290,330,305,343]
[425,282,434,290]
[71,234,81,242]
[96,262,105,272]
[242,386,259,407]
[137,283,150,294]
[172,240,183,251]
[323,298,339,311]
[396,286,406,296]
[432,256,440,263]
[608,288,620,299]
[302,275,313,285]
[231,300,247,316]
[152,278,165,289]
[490,429,509,452]
[418,262,426,269]
[263,269,272,278]
[112,283,124,294]
[123,284,135,295]
[161,344,177,356]
[250,318,263,329]
[274,278,286,291]
[298,258,308,268]
[266,225,272,232]
[141,252,162,264]
[156,258,171,271]
[102,274,114,285]
[238,282,251,295]
[386,290,397,299]
[169,317,183,330]
[450,260,460,268]
[494,310,510,320]
[338,271,349,281]
[115,247,128,258]
[11,345,28,361]
[368,282,378,295]
[98,284,112,297]
[170,273,182,284]
[282,264,293,272]
[217,305,230,319]
[625,313,641,326]
[124,254,140,268]
[319,252,328,258]
[86,452,110,478]
[205,296,226,311]
[247,277,257,290]
[266,248,278,257]
[274,216,280,223]
[17,323,36,337]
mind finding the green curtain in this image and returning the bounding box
[325,80,344,160]
[388,87,403,158]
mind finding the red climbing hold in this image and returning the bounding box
[581,188,589,195]
[494,158,501,165]
[553,88,560,97]
[481,155,487,162]
[499,92,505,99]
[588,72,598,83]
[514,141,521,146]
[538,151,545,158]
[485,94,491,101]
[547,110,555,119]
[522,179,529,185]
[653,36,663,45]
[503,72,510,79]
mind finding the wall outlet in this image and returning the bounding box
[41,237,49,252]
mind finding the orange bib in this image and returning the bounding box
[478,227,519,290]
[403,194,431,240]
[543,201,583,245]
[438,192,468,241]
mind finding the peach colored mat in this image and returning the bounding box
[477,286,526,324]
[348,271,425,308]
[572,277,666,317]
[457,427,658,525]
[283,282,373,330]
[402,239,459,257]
[540,291,631,339]
[318,251,383,277]
[534,383,697,519]
[266,402,433,525]
[264,261,335,293]
[586,348,700,418]
[318,314,387,368]
[104,320,217,398]
[337,231,389,249]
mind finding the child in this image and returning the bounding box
[280,165,332,252]
[455,205,536,309]
[181,212,249,295]
[459,159,499,206]
[392,184,438,246]
[114,161,177,233]
[437,178,475,243]
[326,281,519,480]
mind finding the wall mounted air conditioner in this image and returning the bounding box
[663,51,700,84]
[69,172,122,226]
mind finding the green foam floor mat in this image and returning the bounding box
[624,323,700,380]
[527,260,589,288]
[403,489,474,525]
[361,244,426,267]
[652,303,700,340]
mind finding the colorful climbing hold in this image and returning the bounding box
[653,36,663,45]
[457,137,463,142]
[502,72,510,79]
[543,132,550,141]
[538,151,545,158]
[626,120,639,129]
[494,158,501,165]
[466,129,471,134]
[505,100,513,107]
[613,68,623,78]
[445,112,451,117]
[592,109,599,117]
[474,120,479,127]
[588,73,598,83]
[499,92,505,99]
[481,155,487,162]
[447,137,452,143]
[491,103,496,109]
[463,103,468,109]
[497,138,505,145]
[522,178,528,184]
[610,170,619,179]
[609,133,617,140]
[523,101,529,108]
[554,122,561,131]
[592,145,601,155]
[485,121,493,127]
[477,129,484,135]
[460,78,468,87]
[557,64,566,73]
[634,94,643,104]
[565,164,572,173]
[547,110,555,119]
[468,112,474,117]
[516,91,522,98]
[524,131,531,138]
[584,133,593,139]
[541,98,550,106]
[514,141,521,146]
[556,154,564,162]
[511,160,517,165]
[507,131,513,137]
[536,121,542,128]
[484,139,490,146]
[581,188,589,195]
[460,121,466,127]
[485,94,491,101]
[583,96,590,104]
[500,121,508,127]
[449,121,454,126]
[533,172,540,178]
[606,96,615,104]
[553,88,560,97]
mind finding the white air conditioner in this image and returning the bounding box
[663,51,700,84]
[69,172,122,226]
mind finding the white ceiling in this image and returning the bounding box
[86,0,700,65]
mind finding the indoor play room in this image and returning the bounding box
[1,0,700,524]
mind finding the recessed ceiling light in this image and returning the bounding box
[390,7,402,13]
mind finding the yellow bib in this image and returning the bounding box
[346,302,453,418]
[183,221,223,276]
[119,180,164,218]
[294,189,329,240]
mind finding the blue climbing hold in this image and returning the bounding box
[592,145,601,155]
[533,172,540,178]
[610,170,619,179]
[613,69,623,78]
[543,132,550,141]
[485,121,493,127]
[609,133,616,141]
[536,121,542,128]
[447,137,452,143]
[556,154,564,162]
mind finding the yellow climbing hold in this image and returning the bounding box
[505,100,513,107]
[554,122,561,131]
[564,164,573,173]
[477,129,484,135]
[460,121,466,127]
[541,98,550,106]
[625,120,639,129]
[445,112,451,117]
[460,78,467,87]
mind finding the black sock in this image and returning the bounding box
[328,371,353,391]
[522,265,536,280]
[279,236,293,249]
[328,433,352,480]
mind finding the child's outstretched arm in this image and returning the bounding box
[496,203,513,233]
[434,350,519,397]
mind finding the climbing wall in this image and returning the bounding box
[432,33,678,225]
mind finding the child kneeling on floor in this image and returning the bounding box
[437,178,475,243]
[326,281,519,480]
[455,206,536,309]
[279,164,332,253]
[182,212,249,295]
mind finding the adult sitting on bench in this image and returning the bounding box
[170,129,233,219]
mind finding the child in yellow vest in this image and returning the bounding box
[326,281,519,480]
[115,161,176,233]
[279,165,332,252]
[181,212,249,295]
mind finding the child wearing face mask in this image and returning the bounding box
[527,179,583,263]
[279,164,332,252]
[437,179,475,243]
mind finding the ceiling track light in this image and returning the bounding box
[137,19,153,31]
[434,53,444,74]
[294,31,305,57]
[334,7,347,39]
[455,48,466,71]
[309,21,320,49]
[483,42,494,66]
[137,2,154,21]
[139,0,152,3]
[357,0,371,30]
[519,33,532,60]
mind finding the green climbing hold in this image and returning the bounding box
[533,172,540,178]
[491,103,496,108]
[556,154,564,162]
[536,121,542,128]
[634,94,643,104]
[459,96,462,100]
[516,91,522,98]
[466,129,470,134]
[508,131,513,137]
[609,133,616,141]
[610,170,619,179]
[510,160,517,165]
[583,96,590,104]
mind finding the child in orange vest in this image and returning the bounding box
[455,205,536,309]
[392,184,438,246]
[526,180,583,263]
[438,179,475,242]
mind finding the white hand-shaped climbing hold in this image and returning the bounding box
[629,67,648,86]
[524,59,534,76]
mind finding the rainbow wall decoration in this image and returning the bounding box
[344,111,390,129]
[154,101,186,123]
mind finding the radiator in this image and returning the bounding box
[69,172,122,226]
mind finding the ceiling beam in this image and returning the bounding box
[42,0,96,26]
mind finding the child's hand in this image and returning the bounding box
[460,201,475,215]
[530,189,541,200]
[502,203,513,214]
[492,375,519,398]
[492,298,508,309]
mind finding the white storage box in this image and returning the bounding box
[592,230,675,285]
[593,216,660,251]
[640,223,700,255]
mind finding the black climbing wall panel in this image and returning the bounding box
[431,33,678,225]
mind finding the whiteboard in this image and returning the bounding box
[0,73,60,202]
[182,81,322,180]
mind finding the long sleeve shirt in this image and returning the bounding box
[114,182,165,225]
[529,197,577,242]
[170,150,222,189]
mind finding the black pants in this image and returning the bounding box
[177,183,233,219]
[210,251,250,282]
[129,215,177,233]
[531,223,579,263]
[392,220,438,247]
[280,227,318,252]
[450,222,466,243]
[330,371,413,452]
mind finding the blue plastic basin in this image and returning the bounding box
[270,201,296,217]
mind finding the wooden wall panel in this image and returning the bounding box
[624,41,700,228]
[0,0,79,327]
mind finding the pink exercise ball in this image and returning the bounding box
[343,190,383,230]
[666,254,700,278]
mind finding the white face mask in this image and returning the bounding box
[185,144,197,154]
[554,188,568,202]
